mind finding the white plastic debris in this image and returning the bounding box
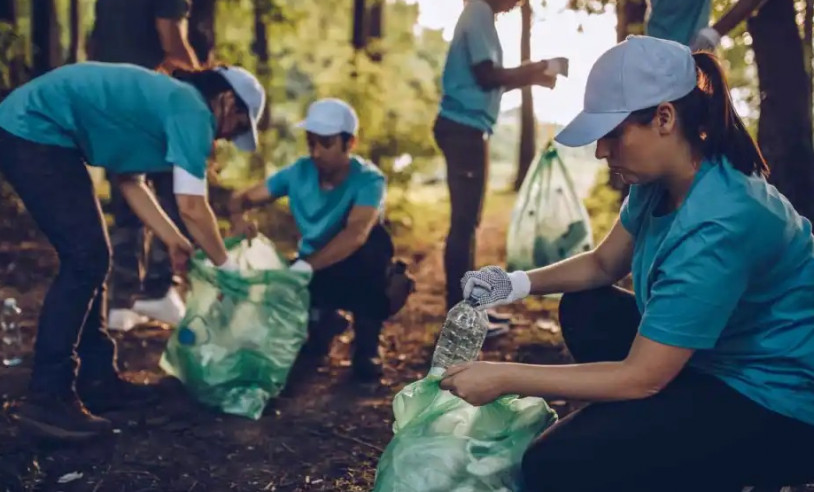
[57,472,83,484]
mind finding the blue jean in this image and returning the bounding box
[0,128,118,396]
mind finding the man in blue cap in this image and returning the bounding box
[228,98,400,381]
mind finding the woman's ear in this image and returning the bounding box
[656,102,678,136]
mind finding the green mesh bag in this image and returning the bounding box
[373,374,558,491]
[159,235,310,420]
[507,141,594,272]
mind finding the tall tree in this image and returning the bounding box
[368,0,383,62]
[515,0,536,191]
[749,0,814,221]
[352,0,366,50]
[31,0,61,75]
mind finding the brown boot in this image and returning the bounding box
[12,392,112,441]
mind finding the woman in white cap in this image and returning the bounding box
[0,61,264,440]
[441,36,814,490]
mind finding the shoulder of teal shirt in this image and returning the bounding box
[646,0,711,46]
[349,156,386,209]
[266,156,312,198]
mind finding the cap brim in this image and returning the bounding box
[295,120,342,136]
[232,124,258,152]
[555,111,630,147]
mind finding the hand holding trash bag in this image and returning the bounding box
[439,362,509,407]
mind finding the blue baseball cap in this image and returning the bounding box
[296,98,359,136]
[556,36,698,148]
[216,66,266,152]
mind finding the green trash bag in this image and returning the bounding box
[507,141,594,272]
[159,234,310,420]
[373,373,558,491]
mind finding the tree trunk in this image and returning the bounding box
[0,0,15,24]
[249,0,271,178]
[189,0,216,65]
[67,0,81,63]
[352,0,366,51]
[515,0,535,191]
[32,0,61,75]
[368,0,383,62]
[805,0,813,111]
[749,0,814,221]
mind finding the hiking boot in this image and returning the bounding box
[77,375,158,414]
[11,393,112,441]
[352,354,384,382]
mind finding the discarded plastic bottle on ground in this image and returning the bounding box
[429,294,489,376]
[1,298,23,367]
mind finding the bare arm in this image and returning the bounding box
[227,183,276,219]
[527,217,634,296]
[441,335,694,405]
[473,60,556,91]
[156,18,200,71]
[116,176,187,246]
[304,206,380,271]
[712,0,769,37]
[176,194,228,265]
[497,336,693,401]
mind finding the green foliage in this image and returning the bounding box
[583,167,621,243]
[0,21,27,95]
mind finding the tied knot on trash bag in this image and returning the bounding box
[373,372,558,491]
[160,234,310,420]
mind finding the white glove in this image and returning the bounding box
[289,259,313,275]
[690,27,721,52]
[216,255,239,272]
[460,265,531,310]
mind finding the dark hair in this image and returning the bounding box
[626,52,769,178]
[172,67,249,113]
[306,131,355,151]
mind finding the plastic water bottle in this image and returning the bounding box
[429,296,489,376]
[1,298,23,367]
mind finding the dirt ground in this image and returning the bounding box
[0,192,575,492]
[1,191,812,492]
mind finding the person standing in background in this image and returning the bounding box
[645,0,767,51]
[434,0,567,329]
[87,0,202,331]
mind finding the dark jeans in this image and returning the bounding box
[433,115,489,310]
[308,224,394,356]
[0,129,118,396]
[521,285,814,492]
[107,170,186,308]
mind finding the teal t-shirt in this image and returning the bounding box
[266,156,386,256]
[646,0,711,47]
[621,158,814,426]
[438,0,503,134]
[0,62,215,179]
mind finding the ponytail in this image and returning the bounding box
[628,52,769,178]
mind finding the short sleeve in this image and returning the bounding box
[639,219,754,349]
[155,0,190,20]
[266,164,295,198]
[165,112,214,179]
[462,1,501,66]
[355,174,386,208]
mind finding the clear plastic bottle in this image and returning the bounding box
[429,299,489,376]
[1,298,23,367]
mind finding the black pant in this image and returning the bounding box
[521,286,814,492]
[307,224,394,356]
[107,170,186,308]
[0,129,118,396]
[433,116,489,310]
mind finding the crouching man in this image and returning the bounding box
[228,98,395,381]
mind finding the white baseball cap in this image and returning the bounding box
[215,66,266,152]
[556,35,698,148]
[296,98,359,136]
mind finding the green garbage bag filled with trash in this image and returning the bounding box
[373,373,558,491]
[159,234,310,420]
[507,141,594,272]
